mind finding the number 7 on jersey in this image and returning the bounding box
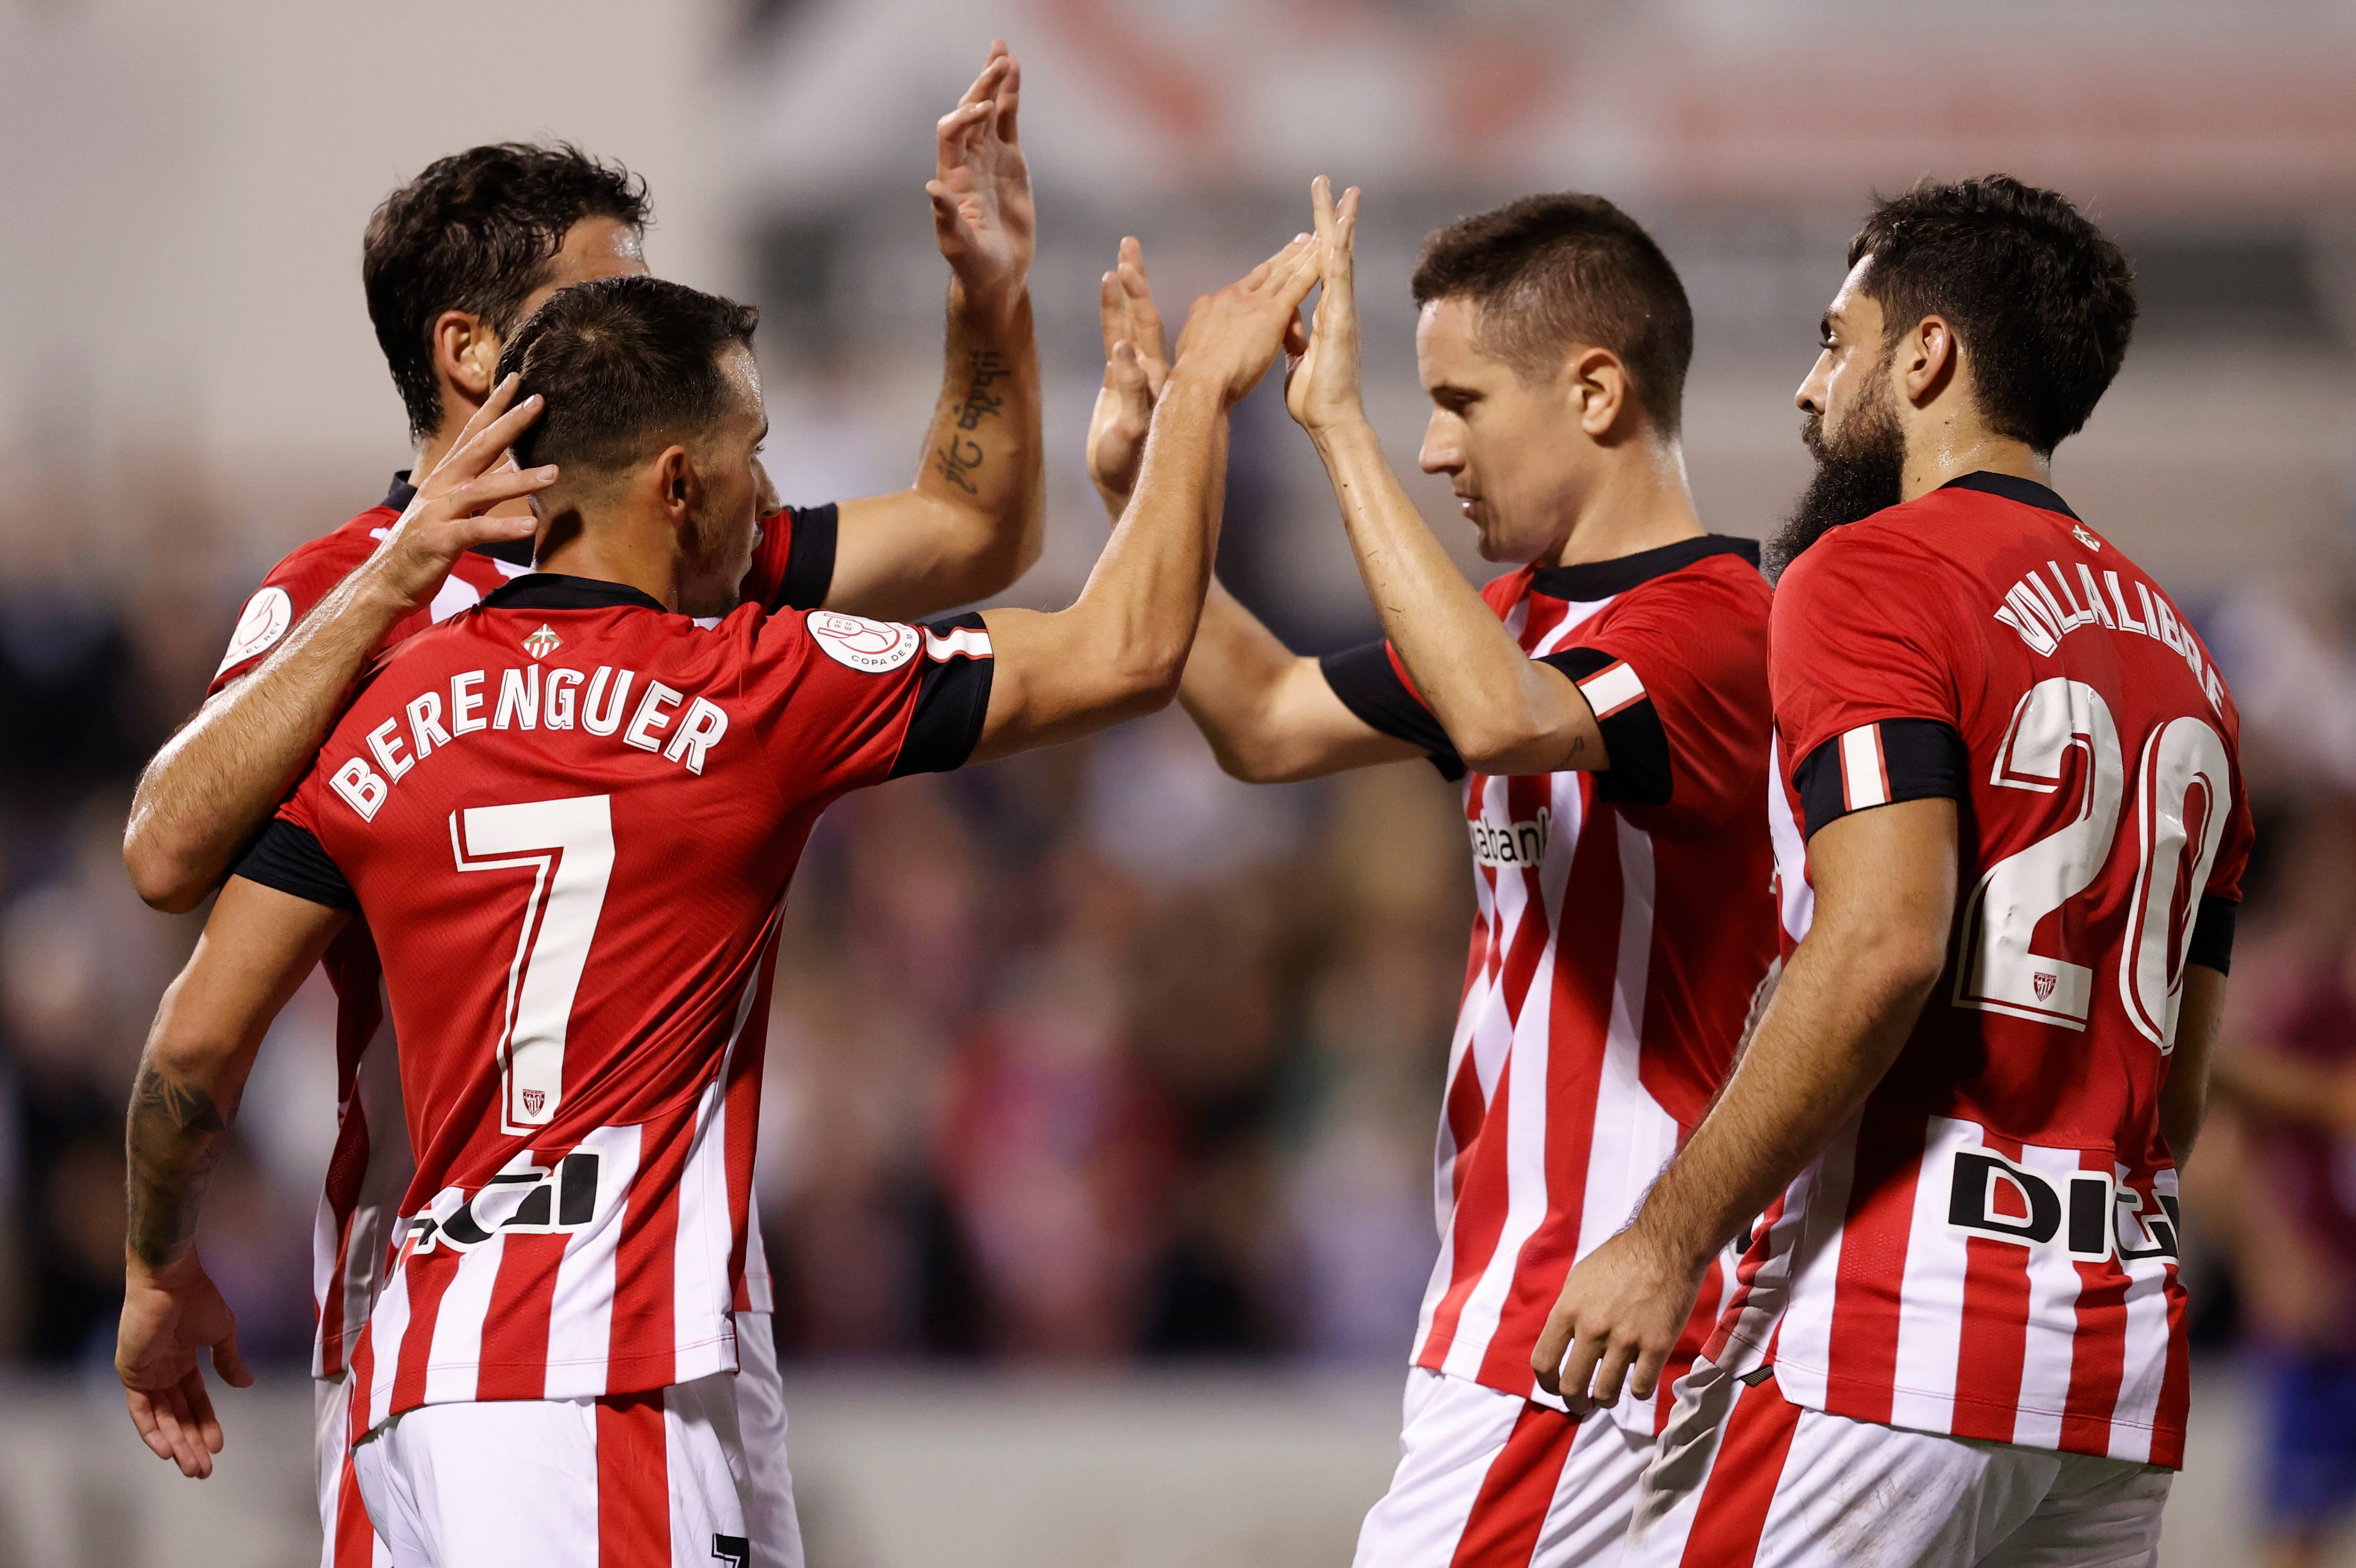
[450,795,615,1132]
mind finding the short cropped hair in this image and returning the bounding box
[364,143,651,443]
[1848,175,2137,456]
[494,276,760,477]
[1412,194,1694,437]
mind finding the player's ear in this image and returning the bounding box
[1568,347,1628,439]
[433,310,500,406]
[1897,314,1959,409]
[652,444,697,524]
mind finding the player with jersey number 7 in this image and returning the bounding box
[1538,176,2255,1567]
[112,232,1320,1567]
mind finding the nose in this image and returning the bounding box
[1795,350,1832,417]
[1419,411,1462,476]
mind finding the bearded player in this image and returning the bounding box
[116,45,1042,1568]
[115,241,1319,1565]
[1089,180,1776,1565]
[1539,176,2252,1566]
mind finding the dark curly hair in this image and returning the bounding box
[494,276,760,478]
[1848,175,2137,455]
[363,143,650,443]
[1412,193,1693,438]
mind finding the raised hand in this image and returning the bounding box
[1169,232,1324,409]
[118,1251,252,1479]
[1285,177,1367,436]
[369,373,555,611]
[1085,236,1172,510]
[928,42,1034,312]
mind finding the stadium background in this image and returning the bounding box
[3,0,2355,1562]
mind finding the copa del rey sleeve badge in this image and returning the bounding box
[806,610,920,672]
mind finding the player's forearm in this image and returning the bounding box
[2158,964,2228,1161]
[1312,417,1581,772]
[1632,919,1937,1272]
[1175,584,1312,780]
[125,571,411,911]
[124,1055,233,1270]
[1072,372,1228,693]
[912,279,1044,593]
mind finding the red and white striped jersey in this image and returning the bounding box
[208,476,838,1379]
[1323,537,1778,1429]
[238,573,992,1429]
[1710,473,2254,1469]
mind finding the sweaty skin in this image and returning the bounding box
[123,44,1046,913]
[115,231,1326,1475]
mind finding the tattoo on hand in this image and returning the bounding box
[126,1064,230,1267]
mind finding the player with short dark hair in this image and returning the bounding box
[114,244,1319,1566]
[113,46,1043,1568]
[1539,174,2250,1566]
[1090,180,1775,1565]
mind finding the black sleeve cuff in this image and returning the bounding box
[1319,640,1464,781]
[2186,894,2237,975]
[1793,718,1969,839]
[1541,647,1671,806]
[774,504,839,612]
[889,612,994,777]
[233,819,357,910]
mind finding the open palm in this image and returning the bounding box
[929,43,1035,304]
[1285,178,1366,434]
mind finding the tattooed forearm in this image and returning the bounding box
[125,1063,231,1267]
[930,348,1010,494]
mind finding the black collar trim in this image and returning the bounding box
[1940,471,2079,521]
[1529,534,1761,602]
[480,573,670,614]
[383,470,535,566]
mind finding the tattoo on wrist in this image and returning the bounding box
[931,349,1010,495]
[125,1064,230,1267]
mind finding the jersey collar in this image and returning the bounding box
[1528,534,1760,602]
[481,573,670,614]
[1939,470,2080,521]
[384,470,537,567]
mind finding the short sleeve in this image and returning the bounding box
[209,530,380,695]
[751,607,994,798]
[739,505,840,614]
[1559,563,1772,820]
[233,819,357,910]
[1769,532,1971,767]
[1319,640,1465,781]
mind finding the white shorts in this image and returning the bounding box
[321,1309,800,1568]
[1354,1367,1655,1568]
[1626,1362,2173,1568]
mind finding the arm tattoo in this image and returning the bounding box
[931,348,1010,494]
[125,1064,232,1267]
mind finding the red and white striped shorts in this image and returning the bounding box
[1354,1368,1656,1567]
[1626,1362,2172,1568]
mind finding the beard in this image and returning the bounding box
[1768,377,1905,580]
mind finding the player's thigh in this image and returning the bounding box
[1629,1375,2063,1568]
[317,1374,388,1568]
[1355,1368,1615,1568]
[1976,1453,2170,1568]
[732,1309,805,1568]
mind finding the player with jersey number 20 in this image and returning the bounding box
[1537,177,2254,1566]
[113,237,1319,1568]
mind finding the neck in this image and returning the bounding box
[534,508,684,611]
[413,401,478,480]
[1547,436,1707,568]
[1897,417,2048,503]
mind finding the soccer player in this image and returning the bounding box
[115,247,1317,1564]
[116,48,1041,1568]
[1536,176,2254,1565]
[1088,180,1776,1564]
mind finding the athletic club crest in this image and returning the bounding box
[2032,972,2058,1003]
[523,624,562,660]
[522,1088,546,1115]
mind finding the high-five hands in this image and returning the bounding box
[366,374,555,612]
[1168,232,1324,408]
[1086,237,1172,511]
[929,42,1034,312]
[1285,176,1367,437]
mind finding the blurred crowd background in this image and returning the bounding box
[5,0,2356,1563]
